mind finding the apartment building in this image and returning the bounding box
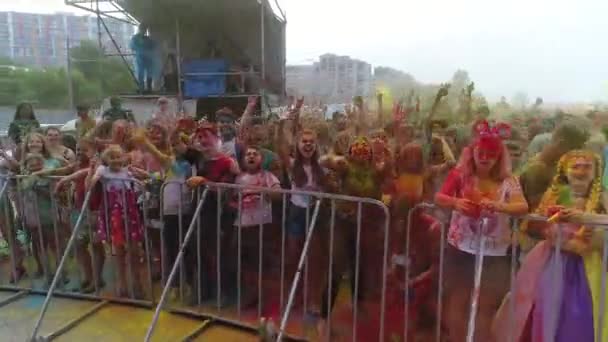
[0,11,134,67]
[286,53,373,104]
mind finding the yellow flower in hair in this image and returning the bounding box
[349,137,372,161]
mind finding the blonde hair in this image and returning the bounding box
[22,132,51,162]
[101,144,124,165]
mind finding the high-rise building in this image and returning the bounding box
[0,11,134,68]
[286,53,373,104]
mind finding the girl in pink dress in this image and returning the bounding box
[87,145,144,298]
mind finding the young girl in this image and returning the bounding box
[87,145,144,298]
[52,137,106,293]
[233,146,281,307]
[21,153,64,283]
[132,128,196,298]
[435,121,528,341]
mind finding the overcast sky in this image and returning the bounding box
[2,0,607,103]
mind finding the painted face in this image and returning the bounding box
[297,132,317,159]
[473,146,499,173]
[27,136,44,154]
[146,126,164,147]
[349,139,372,164]
[26,158,44,173]
[46,129,61,146]
[244,148,262,172]
[566,157,595,191]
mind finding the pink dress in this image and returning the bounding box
[95,166,143,247]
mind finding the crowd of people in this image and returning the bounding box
[0,90,607,341]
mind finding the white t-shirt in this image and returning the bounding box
[96,165,133,192]
[234,171,280,227]
[289,159,325,208]
[447,177,520,256]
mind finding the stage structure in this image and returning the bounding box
[65,0,287,118]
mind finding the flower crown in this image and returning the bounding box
[473,120,512,140]
[348,136,372,160]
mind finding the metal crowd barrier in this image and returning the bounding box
[0,173,605,341]
[23,175,156,341]
[144,182,392,342]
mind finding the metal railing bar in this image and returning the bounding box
[43,300,109,340]
[30,186,95,340]
[277,199,321,341]
[144,189,209,342]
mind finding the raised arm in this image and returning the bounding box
[238,96,258,140]
[131,128,173,168]
[277,119,291,169]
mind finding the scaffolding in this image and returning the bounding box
[65,0,286,115]
[64,0,139,86]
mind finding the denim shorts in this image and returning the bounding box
[286,205,310,237]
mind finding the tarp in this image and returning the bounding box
[122,0,286,96]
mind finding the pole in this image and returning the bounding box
[66,37,75,111]
[96,0,102,50]
[260,0,266,114]
[175,18,183,111]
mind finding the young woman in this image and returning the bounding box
[495,150,607,342]
[45,127,76,165]
[435,121,528,341]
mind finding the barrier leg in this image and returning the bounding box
[352,203,362,342]
[466,218,488,342]
[145,189,208,342]
[277,199,321,341]
[30,188,94,340]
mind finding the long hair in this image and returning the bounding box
[292,129,324,189]
[457,137,512,182]
[14,102,37,121]
[146,120,170,154]
[22,132,51,160]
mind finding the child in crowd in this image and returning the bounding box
[52,137,106,293]
[21,153,64,283]
[233,145,281,307]
[132,128,196,298]
[87,145,144,298]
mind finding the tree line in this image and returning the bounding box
[0,40,136,109]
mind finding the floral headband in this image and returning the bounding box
[472,120,511,156]
[348,136,372,160]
